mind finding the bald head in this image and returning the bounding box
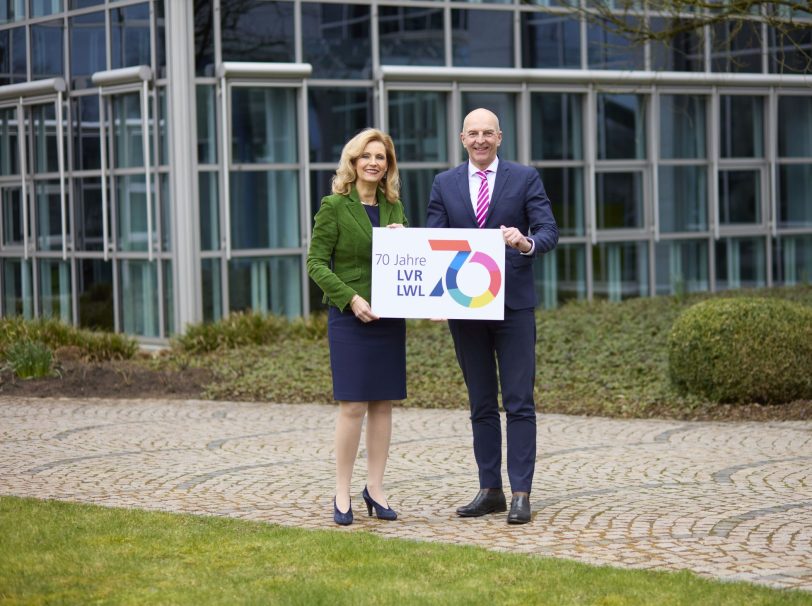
[462,108,500,134]
[460,108,502,170]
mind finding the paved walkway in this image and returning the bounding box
[1,397,811,592]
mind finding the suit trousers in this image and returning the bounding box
[448,308,537,493]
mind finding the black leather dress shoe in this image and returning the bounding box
[507,494,531,524]
[456,489,507,517]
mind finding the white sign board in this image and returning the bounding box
[371,227,505,320]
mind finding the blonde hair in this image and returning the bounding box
[332,128,401,204]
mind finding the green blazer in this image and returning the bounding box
[307,186,408,312]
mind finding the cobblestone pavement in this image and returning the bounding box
[1,397,811,592]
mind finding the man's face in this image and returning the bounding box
[461,111,502,170]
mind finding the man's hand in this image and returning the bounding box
[500,225,532,253]
[350,295,380,323]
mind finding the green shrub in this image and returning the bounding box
[0,318,137,362]
[4,340,54,379]
[668,297,812,403]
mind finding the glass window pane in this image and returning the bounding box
[715,237,766,290]
[199,171,219,251]
[587,17,645,70]
[650,18,705,72]
[120,259,160,337]
[194,0,214,76]
[36,180,66,251]
[533,243,586,308]
[228,255,302,318]
[155,0,166,78]
[769,25,812,75]
[538,167,583,237]
[778,164,812,228]
[0,107,19,174]
[163,259,173,336]
[32,19,64,79]
[113,92,146,169]
[78,258,113,330]
[74,176,106,251]
[39,259,71,323]
[452,9,513,68]
[711,21,763,73]
[521,11,580,69]
[70,0,103,8]
[593,241,649,301]
[0,1,26,23]
[160,172,170,251]
[72,95,101,171]
[773,235,812,285]
[310,170,333,221]
[398,168,434,229]
[778,96,812,157]
[231,87,297,164]
[379,7,444,67]
[70,11,106,90]
[597,94,646,160]
[461,92,516,161]
[117,174,156,252]
[2,258,33,318]
[308,87,372,164]
[655,239,709,296]
[596,171,644,230]
[1,186,23,245]
[302,3,371,79]
[387,91,447,163]
[719,169,761,225]
[531,92,583,160]
[221,0,294,63]
[230,170,300,250]
[658,166,707,232]
[197,85,217,165]
[32,103,59,173]
[112,3,152,70]
[158,87,168,166]
[720,95,764,158]
[31,0,61,18]
[201,257,223,322]
[659,95,706,159]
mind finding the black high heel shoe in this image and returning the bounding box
[333,497,353,526]
[362,486,397,521]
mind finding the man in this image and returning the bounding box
[426,108,558,524]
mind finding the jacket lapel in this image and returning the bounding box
[486,160,509,226]
[347,187,373,238]
[454,164,478,226]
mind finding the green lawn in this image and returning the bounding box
[1,496,808,606]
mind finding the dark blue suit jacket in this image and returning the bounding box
[426,159,559,310]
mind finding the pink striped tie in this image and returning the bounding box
[475,170,490,228]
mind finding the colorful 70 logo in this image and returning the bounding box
[428,239,502,308]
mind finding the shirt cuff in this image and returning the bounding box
[520,237,535,256]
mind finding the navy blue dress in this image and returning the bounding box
[327,205,407,401]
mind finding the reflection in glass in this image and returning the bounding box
[31,0,61,17]
[2,258,33,318]
[221,0,294,63]
[74,177,106,251]
[719,170,760,224]
[593,241,649,302]
[32,104,59,173]
[201,257,223,322]
[379,7,444,67]
[230,171,300,250]
[39,259,71,323]
[32,20,64,79]
[0,1,25,24]
[0,107,19,174]
[655,239,709,295]
[231,87,297,164]
[163,259,174,336]
[774,235,812,285]
[1,186,23,246]
[308,88,371,163]
[711,21,762,73]
[388,91,447,163]
[113,92,147,169]
[158,88,168,166]
[596,172,643,230]
[658,166,707,232]
[587,17,645,70]
[70,11,106,89]
[78,258,113,330]
[117,174,156,252]
[197,85,218,164]
[452,9,513,68]
[521,11,580,68]
[72,96,101,171]
[533,243,586,308]
[538,167,583,237]
[310,170,333,220]
[769,25,812,74]
[398,169,435,229]
[650,18,704,72]
[36,180,65,252]
[302,3,371,79]
[531,93,582,160]
[70,0,103,9]
[461,92,516,161]
[199,171,220,251]
[112,3,152,69]
[597,94,645,160]
[660,95,706,159]
[120,259,160,337]
[778,164,812,228]
[715,237,765,290]
[0,26,26,85]
[194,0,215,76]
[778,96,812,157]
[720,95,763,158]
[160,172,171,251]
[228,256,302,318]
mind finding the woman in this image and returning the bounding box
[307,128,408,526]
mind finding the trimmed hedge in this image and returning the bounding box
[668,297,812,404]
[0,318,137,362]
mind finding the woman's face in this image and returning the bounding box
[355,140,388,186]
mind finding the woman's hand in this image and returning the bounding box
[386,223,405,229]
[350,295,380,323]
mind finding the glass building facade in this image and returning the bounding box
[1,0,811,340]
